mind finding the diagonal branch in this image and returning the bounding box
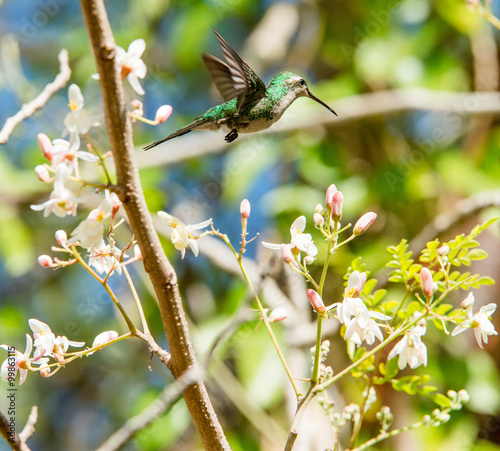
[0,49,71,145]
[78,1,230,449]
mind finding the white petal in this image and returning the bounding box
[127,74,145,96]
[261,241,282,250]
[68,84,84,108]
[128,39,146,57]
[290,216,306,234]
[188,218,212,230]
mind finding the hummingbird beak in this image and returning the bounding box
[306,89,338,116]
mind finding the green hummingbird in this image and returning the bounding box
[144,29,337,150]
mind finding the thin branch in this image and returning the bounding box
[95,366,203,451]
[410,188,500,252]
[78,1,230,449]
[0,408,33,451]
[0,49,71,145]
[18,406,38,444]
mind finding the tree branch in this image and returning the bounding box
[0,408,33,451]
[78,1,230,449]
[0,49,71,145]
[135,87,500,168]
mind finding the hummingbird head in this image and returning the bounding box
[275,72,337,116]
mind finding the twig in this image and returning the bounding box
[0,49,71,145]
[78,1,230,449]
[410,189,500,252]
[95,366,203,451]
[0,408,33,451]
[18,406,38,444]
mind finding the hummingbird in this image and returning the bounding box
[144,29,337,150]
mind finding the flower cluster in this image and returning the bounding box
[1,319,84,385]
[1,319,119,385]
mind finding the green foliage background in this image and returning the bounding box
[0,0,499,450]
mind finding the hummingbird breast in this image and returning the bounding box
[198,88,298,134]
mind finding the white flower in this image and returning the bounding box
[345,270,367,299]
[262,216,318,266]
[29,319,57,358]
[116,39,147,95]
[63,84,94,151]
[157,211,212,258]
[388,314,427,369]
[1,335,33,385]
[29,319,84,361]
[30,164,86,217]
[67,197,114,249]
[88,240,123,276]
[337,297,390,347]
[290,216,318,258]
[452,293,497,349]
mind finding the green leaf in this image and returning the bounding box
[467,249,488,260]
[430,393,452,408]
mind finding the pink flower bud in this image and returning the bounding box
[281,244,293,263]
[307,289,326,317]
[131,99,143,110]
[38,255,54,267]
[37,133,53,161]
[34,165,51,183]
[420,267,434,301]
[240,199,251,218]
[55,230,67,245]
[353,212,377,236]
[313,212,324,226]
[269,307,288,322]
[331,191,343,221]
[39,364,51,378]
[134,244,142,260]
[461,292,475,309]
[325,184,337,209]
[155,104,173,124]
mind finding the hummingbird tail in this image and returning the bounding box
[143,119,209,151]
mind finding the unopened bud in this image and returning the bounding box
[39,364,51,378]
[281,244,293,263]
[37,133,53,161]
[35,165,51,183]
[38,255,54,267]
[134,244,142,260]
[353,212,377,236]
[314,204,324,214]
[313,212,324,226]
[55,230,67,245]
[131,99,143,110]
[325,184,337,209]
[240,199,251,218]
[420,267,434,301]
[307,289,326,317]
[331,191,343,221]
[461,292,475,309]
[269,307,288,322]
[438,245,449,256]
[92,330,119,347]
[155,104,173,124]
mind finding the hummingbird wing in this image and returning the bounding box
[203,29,267,114]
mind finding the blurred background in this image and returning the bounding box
[0,0,500,449]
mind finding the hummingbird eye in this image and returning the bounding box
[299,79,306,86]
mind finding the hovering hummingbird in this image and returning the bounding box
[144,29,337,150]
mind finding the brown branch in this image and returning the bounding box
[0,49,71,145]
[0,409,32,451]
[410,189,500,252]
[78,1,230,449]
